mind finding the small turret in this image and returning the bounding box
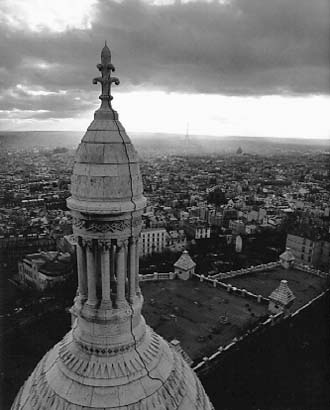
[279,247,295,269]
[174,250,196,280]
[269,279,295,314]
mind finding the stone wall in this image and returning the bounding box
[211,261,281,280]
[193,273,269,305]
[209,260,330,282]
[294,263,330,279]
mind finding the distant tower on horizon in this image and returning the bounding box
[11,43,214,410]
[236,146,243,155]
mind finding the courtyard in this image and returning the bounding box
[141,278,268,363]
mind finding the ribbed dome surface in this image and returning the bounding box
[11,324,213,410]
[68,118,145,214]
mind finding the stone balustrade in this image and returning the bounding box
[139,271,176,282]
[294,263,330,279]
[210,261,281,281]
[192,273,268,304]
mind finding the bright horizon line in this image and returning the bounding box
[1,130,329,141]
[1,92,328,139]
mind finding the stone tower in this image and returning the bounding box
[11,43,214,410]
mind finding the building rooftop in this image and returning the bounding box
[24,251,72,277]
[141,279,268,363]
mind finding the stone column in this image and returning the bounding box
[135,237,141,295]
[110,242,116,293]
[116,240,127,307]
[85,240,97,306]
[100,240,111,308]
[128,237,136,302]
[77,237,87,301]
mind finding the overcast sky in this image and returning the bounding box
[0,0,329,138]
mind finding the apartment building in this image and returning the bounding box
[286,233,330,270]
[139,227,167,257]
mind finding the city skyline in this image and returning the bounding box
[0,0,329,138]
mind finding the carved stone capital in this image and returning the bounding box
[82,238,94,249]
[116,238,128,250]
[99,239,112,250]
[129,236,138,246]
[77,236,84,247]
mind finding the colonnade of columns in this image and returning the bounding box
[76,236,140,309]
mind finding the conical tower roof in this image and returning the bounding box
[11,44,214,410]
[174,250,196,271]
[269,279,295,306]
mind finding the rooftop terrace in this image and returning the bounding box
[221,266,328,309]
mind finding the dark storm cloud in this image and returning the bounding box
[0,0,328,120]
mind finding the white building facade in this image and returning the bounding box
[18,251,72,290]
[140,227,167,257]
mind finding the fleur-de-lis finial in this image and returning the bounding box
[93,42,120,114]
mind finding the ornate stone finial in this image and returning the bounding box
[93,42,120,110]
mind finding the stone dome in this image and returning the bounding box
[11,324,213,409]
[11,43,214,410]
[67,117,145,215]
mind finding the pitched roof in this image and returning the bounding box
[269,280,295,306]
[280,248,295,262]
[174,250,196,271]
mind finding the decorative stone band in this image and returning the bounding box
[73,318,147,358]
[59,328,163,382]
[72,216,142,239]
[78,338,137,357]
[73,217,141,232]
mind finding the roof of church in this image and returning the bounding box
[269,279,295,306]
[174,250,196,270]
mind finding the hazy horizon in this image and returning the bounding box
[1,130,329,141]
[0,1,329,138]
[1,131,329,158]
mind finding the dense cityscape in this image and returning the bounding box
[1,138,329,409]
[1,143,329,277]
